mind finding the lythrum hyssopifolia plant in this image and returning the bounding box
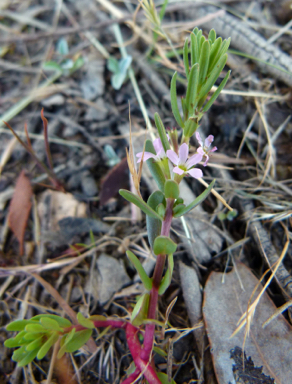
[5,28,230,383]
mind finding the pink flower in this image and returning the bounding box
[196,132,217,166]
[166,143,203,179]
[136,138,166,163]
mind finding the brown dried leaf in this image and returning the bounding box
[99,157,128,206]
[8,171,33,255]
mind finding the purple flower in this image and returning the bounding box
[196,132,217,166]
[136,138,166,163]
[166,143,203,179]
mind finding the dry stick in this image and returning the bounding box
[184,4,292,86]
[0,16,130,43]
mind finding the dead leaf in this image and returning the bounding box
[8,170,33,255]
[99,157,128,206]
[203,263,292,384]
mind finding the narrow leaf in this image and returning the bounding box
[17,349,39,367]
[190,32,198,66]
[208,37,222,73]
[198,40,210,85]
[203,70,231,112]
[146,190,164,248]
[174,179,215,217]
[8,170,33,255]
[6,320,36,332]
[154,112,170,152]
[158,254,174,295]
[119,189,162,221]
[31,315,71,328]
[25,323,46,333]
[37,332,59,360]
[183,38,190,78]
[157,372,177,384]
[131,293,150,326]
[153,236,177,256]
[145,140,165,191]
[170,72,184,128]
[208,29,216,44]
[41,317,62,331]
[126,251,152,291]
[26,336,44,351]
[185,63,199,114]
[197,54,227,103]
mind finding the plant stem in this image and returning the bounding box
[141,198,174,362]
[126,323,162,384]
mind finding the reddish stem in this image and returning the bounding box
[121,367,141,384]
[141,198,174,362]
[126,323,161,384]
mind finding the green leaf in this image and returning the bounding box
[208,29,216,44]
[173,179,215,217]
[198,40,210,86]
[197,54,227,104]
[172,204,186,216]
[37,332,59,360]
[131,293,150,326]
[57,38,69,55]
[202,70,230,112]
[158,254,174,295]
[25,323,46,333]
[24,332,44,341]
[26,336,44,352]
[42,61,63,73]
[6,320,37,332]
[57,328,76,359]
[145,140,166,191]
[157,372,177,384]
[77,313,95,329]
[174,197,184,206]
[185,63,199,114]
[17,349,39,367]
[154,113,170,153]
[119,189,162,221]
[170,72,184,129]
[107,56,119,73]
[4,333,27,348]
[126,250,152,291]
[208,37,222,73]
[164,180,179,199]
[31,314,71,328]
[183,38,190,79]
[41,317,62,331]
[11,346,27,362]
[153,236,177,256]
[156,203,165,218]
[146,190,164,249]
[153,346,168,357]
[190,32,198,66]
[218,37,231,58]
[64,329,92,353]
[183,117,198,139]
[69,56,84,74]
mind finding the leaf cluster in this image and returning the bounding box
[5,314,93,367]
[171,28,231,139]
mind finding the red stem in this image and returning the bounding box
[126,323,161,384]
[141,199,174,362]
